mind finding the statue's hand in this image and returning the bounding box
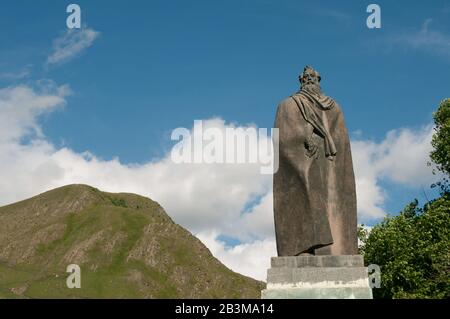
[305,135,318,158]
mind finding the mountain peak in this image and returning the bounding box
[0,185,263,298]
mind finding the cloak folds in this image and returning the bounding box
[273,91,358,256]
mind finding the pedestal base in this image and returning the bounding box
[261,255,373,299]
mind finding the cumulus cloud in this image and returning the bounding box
[352,125,437,221]
[197,231,276,281]
[229,191,275,242]
[0,82,70,142]
[46,27,100,66]
[0,86,273,241]
[0,83,438,280]
[0,86,275,279]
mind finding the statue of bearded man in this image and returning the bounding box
[273,66,358,256]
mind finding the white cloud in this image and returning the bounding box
[0,65,32,81]
[46,27,100,66]
[0,83,69,142]
[0,88,272,242]
[0,88,276,280]
[229,190,275,242]
[352,125,437,221]
[196,231,276,281]
[390,19,450,59]
[0,83,439,280]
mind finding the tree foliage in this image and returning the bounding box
[360,197,450,298]
[430,98,450,192]
[360,98,450,299]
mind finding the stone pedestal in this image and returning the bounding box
[261,255,373,299]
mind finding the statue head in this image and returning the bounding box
[299,66,322,95]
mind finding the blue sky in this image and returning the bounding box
[0,1,449,279]
[2,1,449,158]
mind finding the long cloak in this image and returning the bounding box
[273,91,357,256]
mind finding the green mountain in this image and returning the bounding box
[0,184,264,298]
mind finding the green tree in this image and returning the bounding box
[430,98,450,192]
[360,197,450,298]
[360,98,450,299]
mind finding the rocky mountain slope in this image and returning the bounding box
[0,184,264,298]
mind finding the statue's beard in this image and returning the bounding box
[301,82,322,96]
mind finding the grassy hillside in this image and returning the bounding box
[0,184,264,298]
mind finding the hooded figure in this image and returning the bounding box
[273,66,357,256]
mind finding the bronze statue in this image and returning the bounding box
[273,66,357,256]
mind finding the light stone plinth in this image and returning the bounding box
[261,255,373,299]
